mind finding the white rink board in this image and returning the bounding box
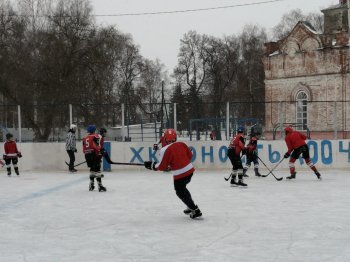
[9,140,350,171]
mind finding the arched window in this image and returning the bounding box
[296,91,308,131]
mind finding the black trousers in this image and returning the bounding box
[85,152,101,172]
[227,148,243,170]
[291,145,310,160]
[66,150,75,170]
[5,157,18,166]
[174,174,196,210]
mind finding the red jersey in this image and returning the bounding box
[246,140,257,154]
[154,141,194,180]
[285,131,307,154]
[82,134,101,155]
[228,134,246,155]
[4,139,20,158]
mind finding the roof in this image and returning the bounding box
[321,3,346,12]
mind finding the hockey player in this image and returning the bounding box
[99,127,107,149]
[227,126,247,187]
[98,127,113,164]
[82,125,107,192]
[144,129,202,219]
[4,133,22,176]
[66,124,77,172]
[284,126,321,180]
[243,136,262,177]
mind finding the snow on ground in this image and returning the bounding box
[1,168,350,262]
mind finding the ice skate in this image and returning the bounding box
[98,184,107,192]
[69,168,77,173]
[7,168,11,176]
[254,168,262,177]
[89,183,95,191]
[237,179,248,187]
[230,176,238,187]
[315,172,322,180]
[14,168,19,176]
[190,207,202,219]
[286,172,296,179]
[243,169,249,178]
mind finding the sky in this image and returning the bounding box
[89,0,339,72]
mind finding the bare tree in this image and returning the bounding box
[174,30,209,122]
[272,9,324,40]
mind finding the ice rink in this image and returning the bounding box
[1,168,350,262]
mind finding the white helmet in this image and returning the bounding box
[70,124,77,130]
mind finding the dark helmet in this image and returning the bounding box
[87,124,96,134]
[237,126,245,133]
[99,127,107,136]
[6,133,13,139]
[250,137,257,145]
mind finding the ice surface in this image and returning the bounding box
[1,168,350,262]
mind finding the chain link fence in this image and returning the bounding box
[0,100,349,142]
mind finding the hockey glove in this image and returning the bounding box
[17,152,22,158]
[241,148,247,155]
[144,161,157,170]
[144,161,153,170]
[153,144,159,151]
[74,149,77,153]
[284,152,290,158]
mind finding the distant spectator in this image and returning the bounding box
[210,131,216,140]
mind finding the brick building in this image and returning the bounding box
[263,0,350,139]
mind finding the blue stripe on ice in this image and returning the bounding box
[0,176,86,211]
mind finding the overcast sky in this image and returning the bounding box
[89,0,339,72]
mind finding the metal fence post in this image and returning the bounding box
[334,101,338,139]
[69,104,73,126]
[226,102,229,140]
[18,105,22,143]
[174,103,177,131]
[122,103,125,142]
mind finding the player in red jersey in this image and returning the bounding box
[284,126,321,180]
[144,129,202,219]
[83,125,106,192]
[243,136,262,177]
[3,133,22,176]
[227,126,247,187]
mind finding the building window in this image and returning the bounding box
[296,91,308,131]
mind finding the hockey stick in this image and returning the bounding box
[65,160,87,168]
[109,162,144,166]
[257,156,283,181]
[261,158,284,181]
[103,152,143,166]
[224,173,232,181]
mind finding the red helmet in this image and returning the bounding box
[163,129,177,143]
[284,126,293,134]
